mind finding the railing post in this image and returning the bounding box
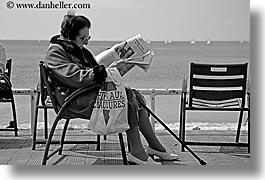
[30,89,37,134]
[150,89,156,131]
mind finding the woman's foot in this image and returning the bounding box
[146,147,180,161]
[127,153,162,165]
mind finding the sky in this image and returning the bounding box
[0,0,250,41]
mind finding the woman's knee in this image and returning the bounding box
[138,109,150,120]
[127,102,139,128]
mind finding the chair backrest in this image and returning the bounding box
[5,59,12,78]
[188,62,248,107]
[39,61,60,113]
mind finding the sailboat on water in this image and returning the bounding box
[164,40,171,44]
[206,39,211,45]
[190,39,196,45]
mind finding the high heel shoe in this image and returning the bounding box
[146,147,180,161]
[127,153,162,165]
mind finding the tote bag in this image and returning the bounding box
[89,67,129,135]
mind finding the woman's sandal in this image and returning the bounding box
[146,147,180,161]
[127,153,162,165]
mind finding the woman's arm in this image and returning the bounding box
[45,44,105,88]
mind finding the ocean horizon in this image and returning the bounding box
[0,40,250,131]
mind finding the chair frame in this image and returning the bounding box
[32,84,108,150]
[0,59,18,136]
[179,62,250,152]
[32,75,101,150]
[31,80,53,149]
[37,61,127,165]
[32,63,108,150]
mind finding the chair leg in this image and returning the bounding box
[179,93,184,142]
[10,96,18,136]
[44,107,48,139]
[32,93,40,150]
[181,108,186,152]
[32,108,40,150]
[248,109,250,154]
[118,133,128,165]
[179,92,187,152]
[59,118,70,155]
[236,109,244,143]
[42,116,61,165]
[96,135,100,151]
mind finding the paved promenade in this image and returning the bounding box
[0,129,250,165]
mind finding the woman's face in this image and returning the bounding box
[73,27,91,47]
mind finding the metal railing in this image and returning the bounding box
[138,89,182,129]
[12,88,182,133]
[12,74,250,133]
[12,88,37,132]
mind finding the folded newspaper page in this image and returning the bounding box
[95,34,154,75]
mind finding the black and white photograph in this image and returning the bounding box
[0,0,262,179]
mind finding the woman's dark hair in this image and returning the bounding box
[61,11,91,40]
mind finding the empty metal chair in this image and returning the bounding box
[179,62,250,152]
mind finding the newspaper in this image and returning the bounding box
[95,34,154,75]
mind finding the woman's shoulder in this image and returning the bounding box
[45,42,72,63]
[47,35,72,53]
[46,43,70,59]
[47,43,65,52]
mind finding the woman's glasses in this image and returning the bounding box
[79,34,91,41]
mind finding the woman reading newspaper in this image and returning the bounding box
[45,11,179,165]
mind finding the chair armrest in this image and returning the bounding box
[65,84,102,102]
[182,74,188,93]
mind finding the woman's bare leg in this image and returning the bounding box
[126,126,149,161]
[138,109,166,152]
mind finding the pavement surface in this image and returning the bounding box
[0,129,250,166]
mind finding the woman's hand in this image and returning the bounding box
[109,59,126,68]
[93,65,107,84]
[109,60,129,76]
[113,42,127,54]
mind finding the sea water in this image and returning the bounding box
[0,40,250,130]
